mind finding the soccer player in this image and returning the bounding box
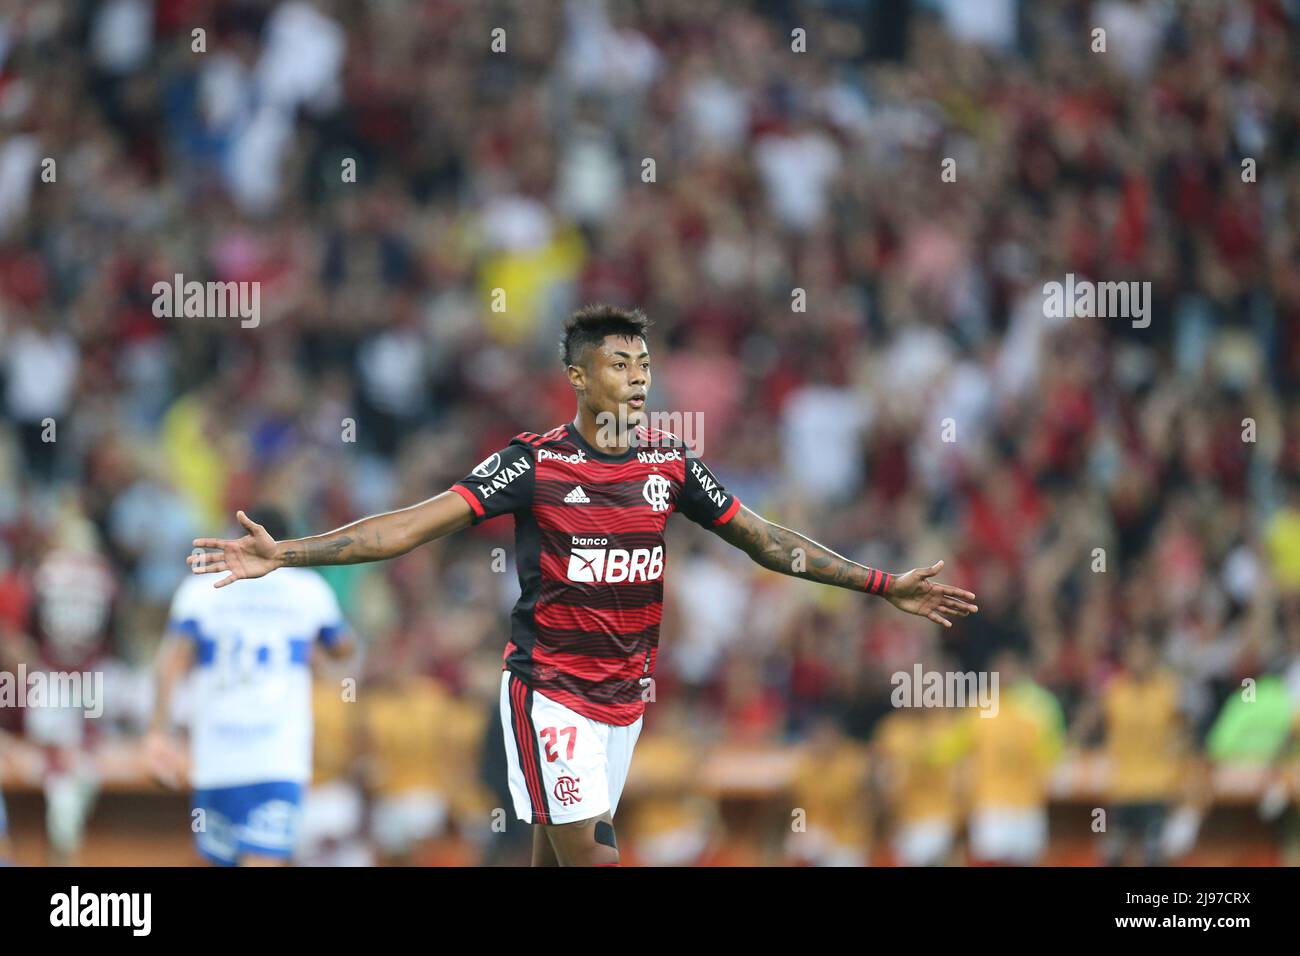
[874,706,961,866]
[148,507,355,866]
[188,305,979,866]
[785,716,873,866]
[1070,634,1188,866]
[945,651,1064,866]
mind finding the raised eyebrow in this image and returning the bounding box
[611,351,651,360]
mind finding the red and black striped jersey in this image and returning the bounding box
[450,422,740,725]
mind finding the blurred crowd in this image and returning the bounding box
[2,0,1300,865]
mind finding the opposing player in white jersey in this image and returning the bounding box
[147,508,354,866]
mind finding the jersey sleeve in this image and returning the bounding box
[310,574,348,648]
[676,453,742,529]
[449,442,536,525]
[165,575,209,643]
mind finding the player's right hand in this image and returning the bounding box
[188,510,280,587]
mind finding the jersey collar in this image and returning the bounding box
[564,421,641,463]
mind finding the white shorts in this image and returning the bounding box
[893,819,955,867]
[372,790,448,854]
[969,807,1048,864]
[300,781,364,851]
[500,672,642,825]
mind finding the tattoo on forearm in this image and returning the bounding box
[717,510,874,592]
[281,534,357,567]
[275,505,434,567]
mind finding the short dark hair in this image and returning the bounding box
[248,504,291,542]
[560,304,652,369]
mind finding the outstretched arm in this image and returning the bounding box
[712,504,978,628]
[188,491,475,587]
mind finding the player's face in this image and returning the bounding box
[585,335,651,427]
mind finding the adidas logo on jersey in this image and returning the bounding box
[564,485,591,504]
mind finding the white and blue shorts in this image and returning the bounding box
[191,781,304,865]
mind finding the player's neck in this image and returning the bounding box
[571,409,634,456]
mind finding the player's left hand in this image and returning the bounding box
[884,560,978,628]
[188,510,280,587]
[143,729,189,790]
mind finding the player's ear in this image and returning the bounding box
[566,363,585,391]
